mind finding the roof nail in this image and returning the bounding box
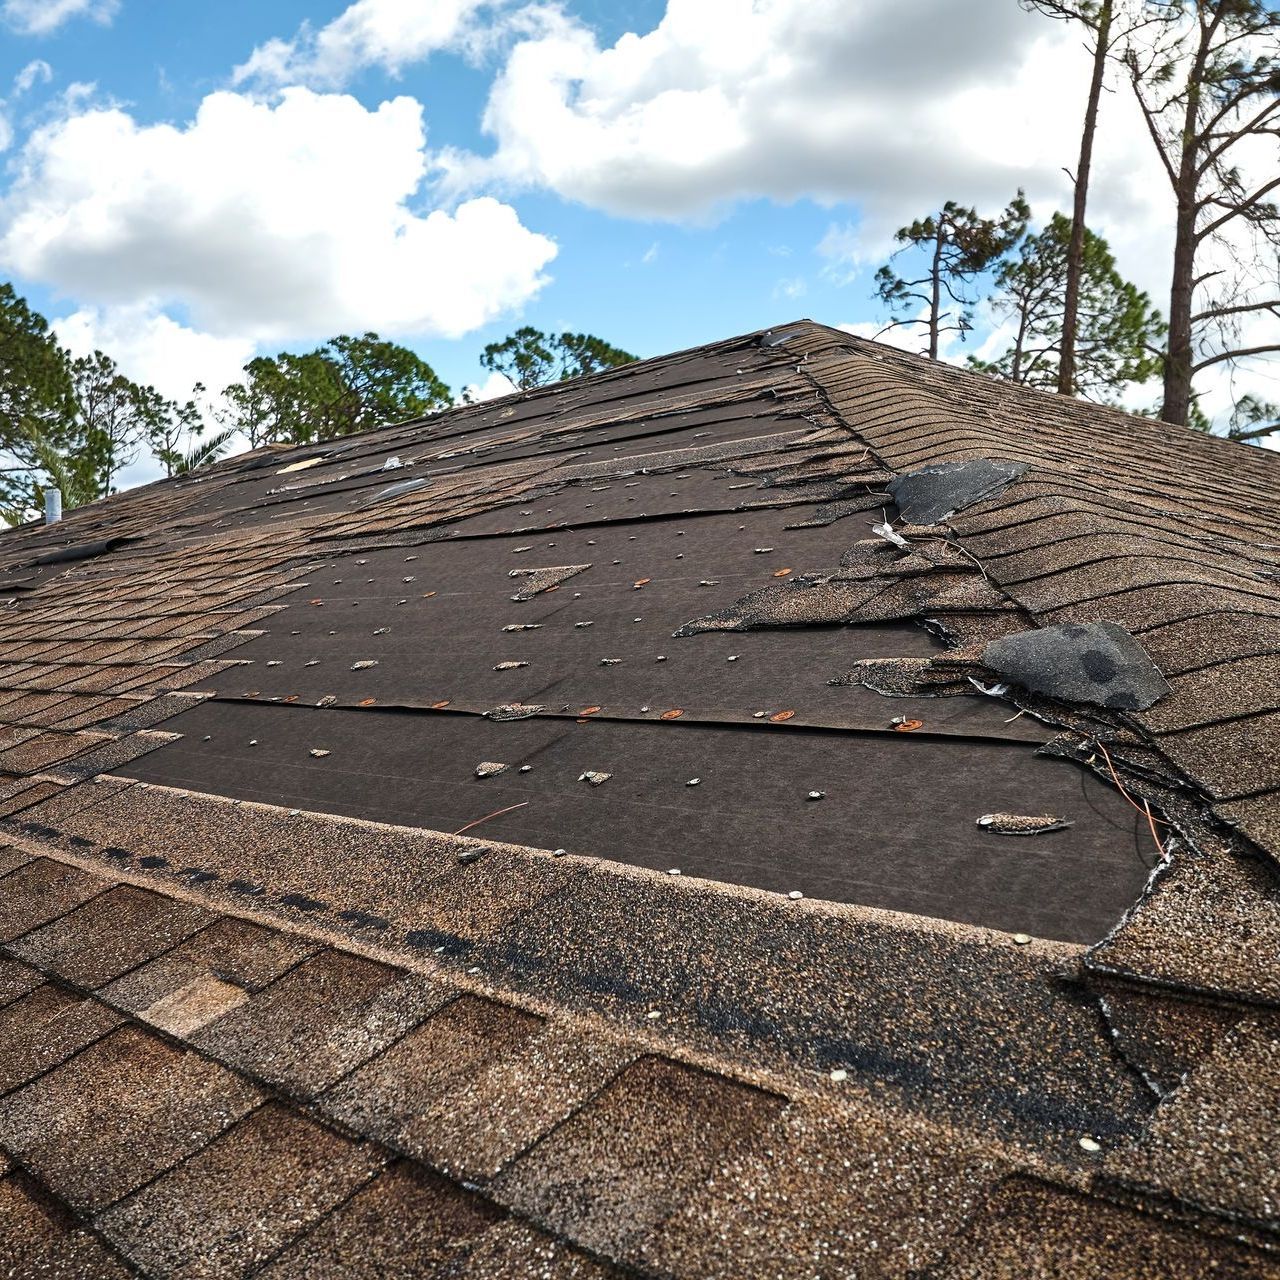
[788,890,804,900]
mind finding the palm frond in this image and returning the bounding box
[177,427,239,474]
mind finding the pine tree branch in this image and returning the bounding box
[1192,342,1280,372]
[1197,173,1280,241]
[1191,298,1280,323]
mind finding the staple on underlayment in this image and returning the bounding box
[888,459,1029,525]
[981,621,1171,711]
[977,812,1072,836]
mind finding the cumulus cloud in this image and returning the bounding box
[0,86,557,342]
[2,0,117,36]
[53,304,256,403]
[234,0,501,88]
[436,0,1190,309]
[439,0,1074,223]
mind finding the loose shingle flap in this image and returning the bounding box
[28,534,142,567]
[982,622,1171,711]
[888,459,1028,524]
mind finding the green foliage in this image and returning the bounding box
[969,213,1165,398]
[0,283,76,511]
[480,327,637,390]
[68,350,159,496]
[874,193,1030,357]
[0,423,102,527]
[176,425,239,473]
[1226,393,1279,444]
[220,333,451,446]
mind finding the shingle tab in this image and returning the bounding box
[0,1024,260,1210]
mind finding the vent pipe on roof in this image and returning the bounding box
[43,489,62,524]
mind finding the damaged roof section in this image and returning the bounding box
[0,321,1276,1276]
[983,621,1172,712]
[888,458,1029,525]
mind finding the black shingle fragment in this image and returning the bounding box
[982,621,1171,711]
[889,459,1028,524]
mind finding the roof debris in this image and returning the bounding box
[578,771,612,786]
[474,761,509,778]
[977,813,1072,836]
[483,704,546,721]
[494,660,529,671]
[508,563,591,601]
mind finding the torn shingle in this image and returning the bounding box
[982,621,1171,711]
[888,459,1029,524]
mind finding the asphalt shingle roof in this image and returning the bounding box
[0,321,1277,1277]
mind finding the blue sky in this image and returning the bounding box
[0,0,880,399]
[0,0,1272,476]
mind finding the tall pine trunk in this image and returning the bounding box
[929,222,945,359]
[1059,0,1113,396]
[1160,16,1212,427]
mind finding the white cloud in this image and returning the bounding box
[53,304,255,403]
[439,0,1069,223]
[2,0,117,36]
[0,59,54,153]
[0,86,557,343]
[234,0,501,89]
[461,369,518,403]
[13,60,52,95]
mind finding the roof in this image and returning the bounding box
[0,319,1277,1277]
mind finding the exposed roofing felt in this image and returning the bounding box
[0,321,1277,1276]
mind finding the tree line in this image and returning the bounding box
[0,292,637,522]
[874,0,1279,439]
